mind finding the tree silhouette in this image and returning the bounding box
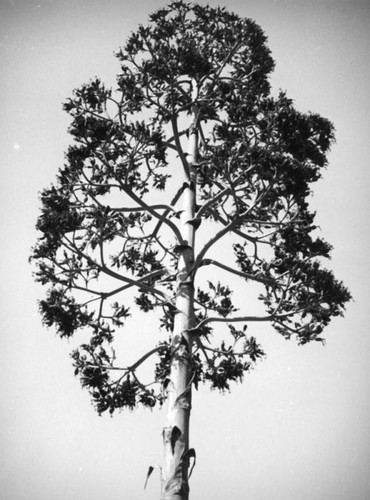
[31,2,351,499]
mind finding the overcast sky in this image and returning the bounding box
[1,1,369,499]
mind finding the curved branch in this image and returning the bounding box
[128,345,162,371]
[62,236,172,303]
[100,265,170,302]
[196,186,230,219]
[102,269,168,300]
[149,182,187,240]
[199,258,274,286]
[118,183,184,244]
[190,315,275,332]
[205,208,257,243]
[111,204,179,214]
[85,345,162,373]
[192,212,256,278]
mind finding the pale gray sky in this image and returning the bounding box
[1,1,369,499]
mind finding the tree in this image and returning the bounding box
[31,2,351,499]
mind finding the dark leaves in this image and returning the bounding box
[36,186,83,239]
[197,282,237,318]
[203,356,251,391]
[39,288,92,338]
[135,292,155,312]
[63,78,112,113]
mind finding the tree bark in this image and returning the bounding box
[161,113,198,500]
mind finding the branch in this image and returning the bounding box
[205,208,257,243]
[62,236,172,303]
[215,41,244,78]
[110,204,179,214]
[128,345,163,372]
[165,128,188,148]
[85,345,162,373]
[189,311,294,332]
[100,265,171,303]
[192,218,237,277]
[192,208,258,278]
[117,183,184,244]
[196,186,230,219]
[200,41,243,89]
[199,258,274,286]
[102,269,168,300]
[149,183,187,240]
[199,344,254,358]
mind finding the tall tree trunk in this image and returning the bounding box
[161,112,198,500]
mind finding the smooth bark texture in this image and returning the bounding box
[161,112,198,500]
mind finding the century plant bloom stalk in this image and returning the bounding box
[31,2,351,498]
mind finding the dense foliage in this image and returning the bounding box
[31,1,350,416]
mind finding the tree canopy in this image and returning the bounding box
[31,0,351,417]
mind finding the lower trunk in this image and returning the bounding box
[161,281,194,499]
[161,221,195,500]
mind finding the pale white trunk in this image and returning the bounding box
[161,115,198,500]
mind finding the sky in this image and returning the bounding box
[0,0,369,499]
